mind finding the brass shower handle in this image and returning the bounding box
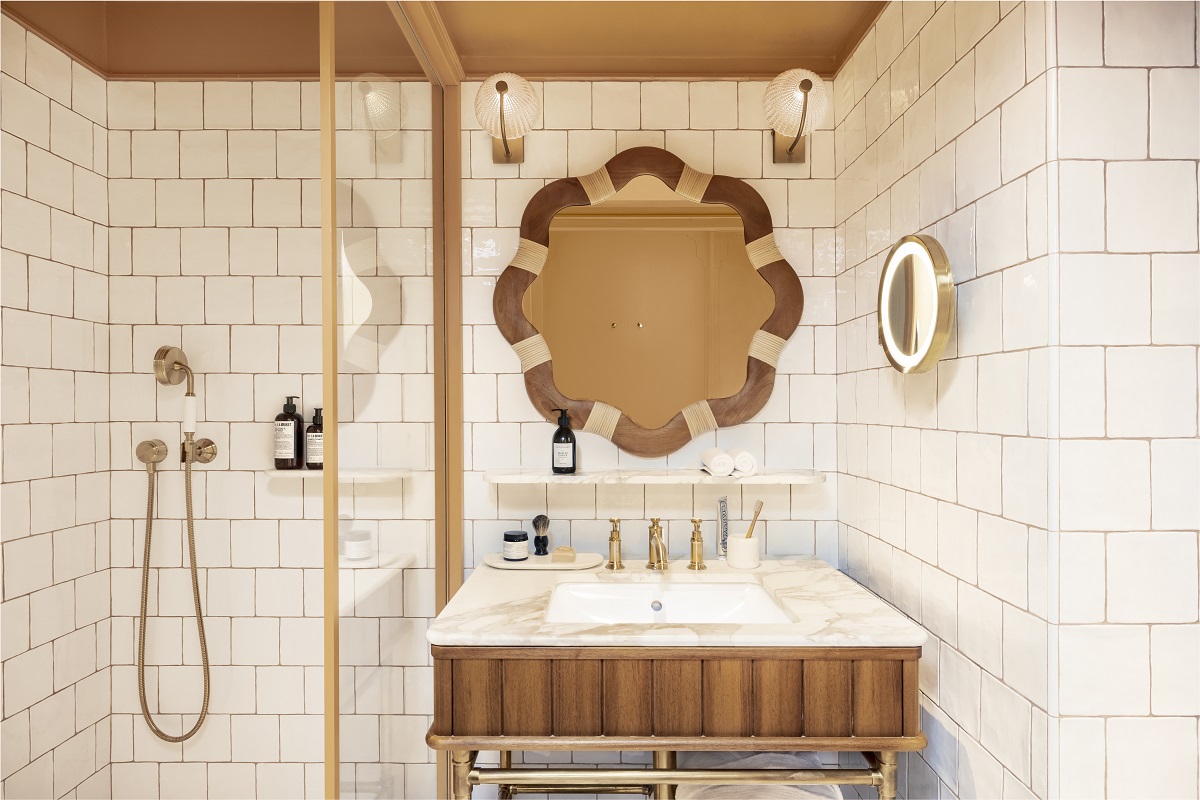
[136,439,169,473]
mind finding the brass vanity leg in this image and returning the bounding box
[652,751,676,800]
[498,751,513,799]
[452,750,476,800]
[877,751,898,800]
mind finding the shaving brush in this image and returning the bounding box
[532,514,550,556]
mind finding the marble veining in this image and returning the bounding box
[428,557,926,647]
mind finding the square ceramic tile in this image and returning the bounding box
[1059,439,1151,531]
[1103,1,1197,66]
[542,82,591,129]
[1059,624,1150,715]
[1059,254,1150,345]
[689,82,738,129]
[1150,69,1200,159]
[1106,160,1198,253]
[1106,346,1197,438]
[591,81,640,130]
[1106,717,1198,799]
[640,82,689,129]
[1107,531,1198,623]
[1058,68,1148,159]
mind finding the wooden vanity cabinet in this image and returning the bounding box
[429,645,925,751]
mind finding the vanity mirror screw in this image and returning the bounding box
[647,518,668,570]
[605,518,624,571]
[687,518,706,571]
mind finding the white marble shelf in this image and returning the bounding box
[265,468,412,483]
[483,468,826,486]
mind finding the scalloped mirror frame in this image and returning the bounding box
[492,147,804,458]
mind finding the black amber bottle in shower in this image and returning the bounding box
[274,396,304,470]
[306,408,324,470]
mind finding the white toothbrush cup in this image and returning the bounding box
[726,536,761,569]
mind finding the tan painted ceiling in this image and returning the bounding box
[0,1,422,79]
[1,1,882,80]
[435,1,884,78]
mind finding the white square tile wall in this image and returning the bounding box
[833,1,1198,798]
[2,14,113,800]
[2,13,437,799]
[4,3,1198,798]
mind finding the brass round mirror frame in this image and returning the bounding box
[876,234,955,374]
[493,146,804,458]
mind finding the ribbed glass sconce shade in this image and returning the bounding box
[474,73,538,138]
[762,68,829,137]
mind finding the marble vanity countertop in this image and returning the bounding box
[427,557,926,648]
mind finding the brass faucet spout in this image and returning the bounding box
[647,518,668,570]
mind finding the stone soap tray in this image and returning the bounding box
[483,552,604,571]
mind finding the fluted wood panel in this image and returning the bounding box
[502,659,553,735]
[436,647,920,744]
[703,659,754,737]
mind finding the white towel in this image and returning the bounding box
[701,448,735,477]
[727,447,758,477]
[675,752,842,799]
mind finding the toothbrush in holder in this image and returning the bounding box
[744,500,764,539]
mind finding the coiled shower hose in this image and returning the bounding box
[138,453,210,742]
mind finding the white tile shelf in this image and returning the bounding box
[264,468,412,483]
[483,468,827,486]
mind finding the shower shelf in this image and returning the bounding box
[265,468,413,483]
[482,468,827,485]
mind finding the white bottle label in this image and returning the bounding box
[503,539,528,560]
[553,442,573,469]
[274,421,295,459]
[306,432,323,464]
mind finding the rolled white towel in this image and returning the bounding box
[701,448,735,477]
[675,752,842,799]
[727,447,758,477]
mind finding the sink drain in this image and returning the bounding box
[650,600,663,611]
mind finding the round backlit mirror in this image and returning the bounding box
[877,234,954,373]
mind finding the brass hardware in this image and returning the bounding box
[153,345,194,394]
[605,518,624,570]
[491,132,524,164]
[468,762,888,791]
[877,234,955,374]
[783,78,813,158]
[687,518,706,571]
[453,750,477,800]
[490,80,524,164]
[136,439,168,473]
[653,751,676,799]
[772,129,807,163]
[181,432,218,465]
[647,518,668,570]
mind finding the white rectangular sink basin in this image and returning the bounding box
[544,581,792,625]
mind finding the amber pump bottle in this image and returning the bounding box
[274,396,304,469]
[306,408,324,470]
[551,407,576,474]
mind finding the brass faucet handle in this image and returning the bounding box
[690,518,704,540]
[609,517,621,536]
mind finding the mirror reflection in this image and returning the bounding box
[523,175,774,429]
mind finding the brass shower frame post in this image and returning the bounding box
[318,3,339,797]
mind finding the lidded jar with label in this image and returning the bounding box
[502,531,529,561]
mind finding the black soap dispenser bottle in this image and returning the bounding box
[551,408,576,474]
[274,396,304,470]
[306,407,324,470]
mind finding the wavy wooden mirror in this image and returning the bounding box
[492,147,804,457]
